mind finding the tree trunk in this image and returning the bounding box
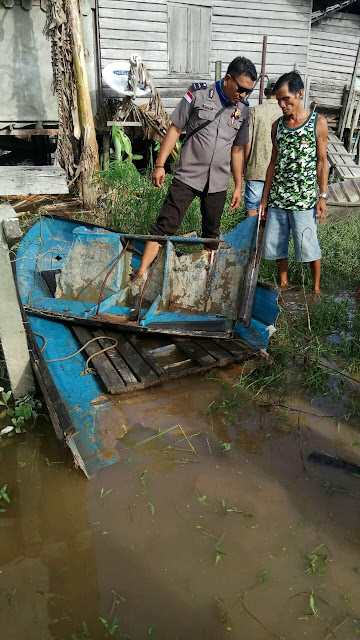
[66,0,100,209]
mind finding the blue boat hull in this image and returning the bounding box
[16,216,279,344]
[15,217,280,476]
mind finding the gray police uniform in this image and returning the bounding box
[149,82,249,248]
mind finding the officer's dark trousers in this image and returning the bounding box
[149,178,227,250]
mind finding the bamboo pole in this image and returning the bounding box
[66,0,100,208]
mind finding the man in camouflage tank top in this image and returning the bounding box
[259,71,328,294]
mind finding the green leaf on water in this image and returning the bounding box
[349,442,360,446]
[147,503,155,516]
[258,568,271,584]
[140,470,148,487]
[309,593,318,616]
[215,549,226,566]
[198,494,207,504]
[99,488,113,500]
[148,623,154,635]
[344,593,351,601]
[221,443,232,452]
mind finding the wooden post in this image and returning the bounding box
[339,40,360,142]
[66,0,100,208]
[258,36,267,105]
[215,61,222,82]
[0,204,35,398]
[102,133,110,170]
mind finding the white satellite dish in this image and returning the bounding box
[102,60,152,99]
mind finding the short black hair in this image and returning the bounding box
[227,57,257,82]
[274,71,304,94]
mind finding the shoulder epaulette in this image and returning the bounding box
[191,82,207,91]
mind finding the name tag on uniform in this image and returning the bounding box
[201,104,214,110]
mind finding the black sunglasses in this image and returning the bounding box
[230,75,253,96]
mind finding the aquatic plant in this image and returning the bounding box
[0,388,42,435]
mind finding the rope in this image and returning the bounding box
[33,332,118,376]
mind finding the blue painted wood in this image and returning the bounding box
[16,216,280,477]
[17,215,279,344]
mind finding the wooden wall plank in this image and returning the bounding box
[100,28,168,41]
[99,8,167,21]
[99,0,312,112]
[99,17,167,31]
[100,39,167,51]
[101,49,166,62]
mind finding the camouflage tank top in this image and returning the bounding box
[268,112,318,211]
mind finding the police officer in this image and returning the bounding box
[133,56,257,281]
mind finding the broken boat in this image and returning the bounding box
[15,215,280,477]
[17,215,278,340]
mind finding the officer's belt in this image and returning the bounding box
[183,104,228,145]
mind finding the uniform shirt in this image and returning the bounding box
[245,99,282,182]
[170,82,249,194]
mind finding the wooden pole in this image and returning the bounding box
[259,36,267,105]
[215,61,222,82]
[339,39,360,141]
[66,0,100,209]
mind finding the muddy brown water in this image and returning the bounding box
[1,366,360,640]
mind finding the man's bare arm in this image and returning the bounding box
[316,114,329,223]
[259,120,278,218]
[152,124,182,188]
[230,145,244,210]
[244,141,251,172]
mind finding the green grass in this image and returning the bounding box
[96,159,360,402]
[97,160,245,238]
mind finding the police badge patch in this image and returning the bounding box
[192,82,207,91]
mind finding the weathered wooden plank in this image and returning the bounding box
[310,36,360,51]
[309,55,356,71]
[310,43,358,58]
[192,338,234,366]
[100,28,168,41]
[214,0,309,6]
[127,334,165,377]
[213,41,307,55]
[101,49,166,62]
[99,0,166,10]
[102,59,168,71]
[213,6,310,20]
[340,179,360,203]
[99,8,167,21]
[212,17,310,29]
[211,32,310,45]
[100,39,167,51]
[328,182,347,202]
[0,203,35,397]
[174,338,217,367]
[71,326,125,394]
[99,17,167,31]
[93,330,137,386]
[105,330,157,382]
[310,30,360,47]
[212,51,308,65]
[213,338,252,359]
[0,167,68,196]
